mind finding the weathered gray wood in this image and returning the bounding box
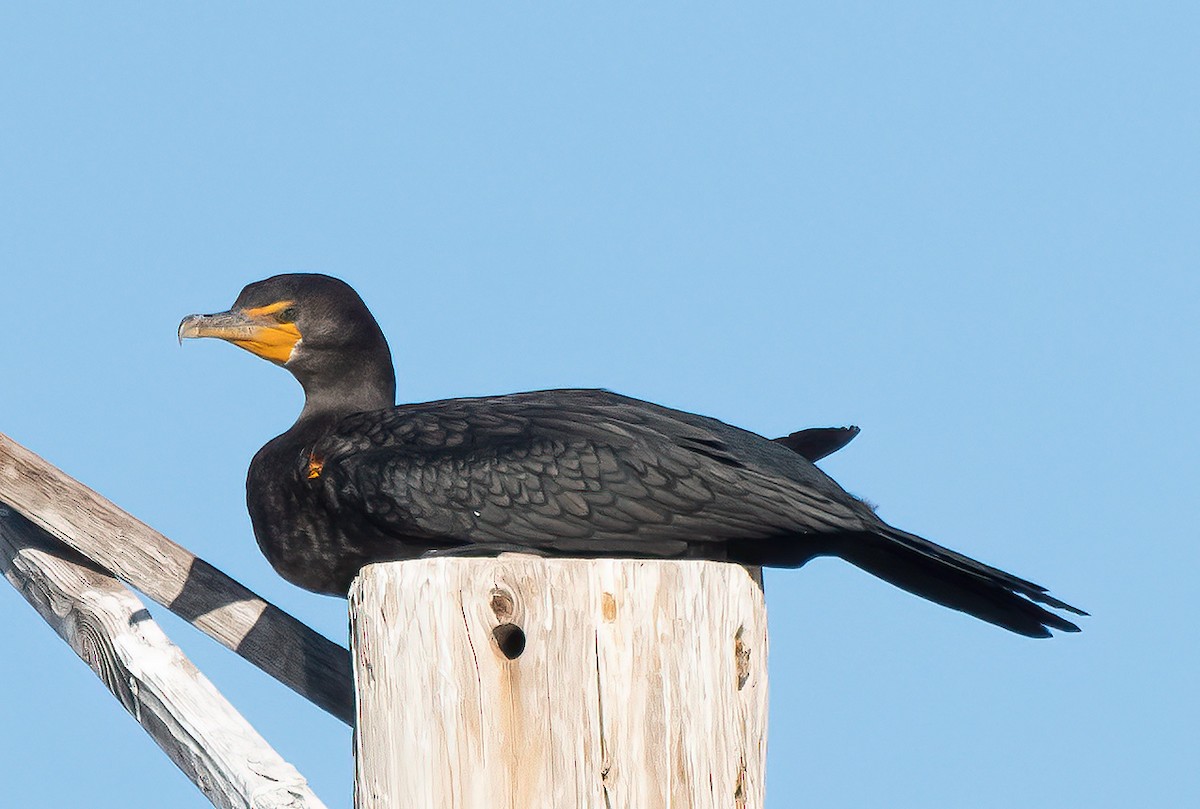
[350,556,769,809]
[0,504,330,809]
[0,432,353,725]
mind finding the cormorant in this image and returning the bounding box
[179,273,1084,637]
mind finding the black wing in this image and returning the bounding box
[311,390,873,557]
[304,389,1082,635]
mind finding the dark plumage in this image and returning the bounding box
[180,273,1084,637]
[773,426,860,462]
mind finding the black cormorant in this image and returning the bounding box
[179,273,1084,637]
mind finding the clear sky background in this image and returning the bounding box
[1,4,1195,807]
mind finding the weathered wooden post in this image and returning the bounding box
[349,555,768,809]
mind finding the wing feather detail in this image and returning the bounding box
[311,390,871,554]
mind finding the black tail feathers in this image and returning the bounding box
[832,529,1085,638]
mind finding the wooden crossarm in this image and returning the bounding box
[0,504,330,809]
[0,432,354,725]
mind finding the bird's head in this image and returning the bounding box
[179,273,396,416]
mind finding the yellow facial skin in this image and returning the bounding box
[178,300,301,365]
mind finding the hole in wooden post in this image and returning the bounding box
[734,626,751,690]
[493,623,526,659]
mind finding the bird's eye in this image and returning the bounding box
[276,306,299,323]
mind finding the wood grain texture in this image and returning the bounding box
[0,432,354,724]
[350,556,769,809]
[0,504,329,809]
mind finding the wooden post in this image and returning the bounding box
[349,556,768,809]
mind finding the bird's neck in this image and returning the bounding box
[293,356,397,421]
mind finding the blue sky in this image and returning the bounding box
[1,4,1196,807]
